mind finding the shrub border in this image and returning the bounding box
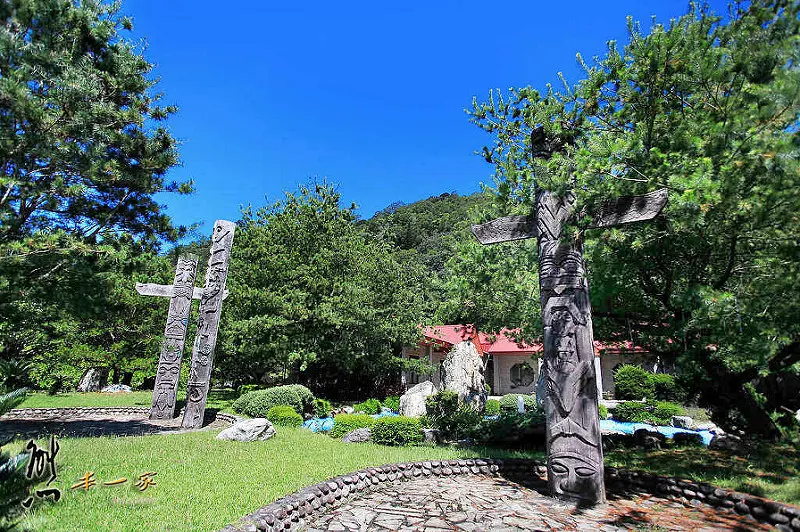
[1,407,243,426]
[220,458,800,532]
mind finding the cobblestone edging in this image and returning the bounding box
[1,407,242,426]
[221,458,800,532]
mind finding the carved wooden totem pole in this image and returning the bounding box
[182,220,236,429]
[144,254,199,420]
[472,128,667,504]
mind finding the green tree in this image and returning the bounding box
[0,0,190,388]
[219,182,426,399]
[468,1,800,437]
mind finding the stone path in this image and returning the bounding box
[303,475,771,531]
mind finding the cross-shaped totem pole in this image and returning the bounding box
[135,220,235,427]
[471,128,667,505]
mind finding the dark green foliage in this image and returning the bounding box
[472,411,546,448]
[314,398,332,418]
[424,391,482,440]
[0,388,38,529]
[267,406,303,427]
[468,0,800,437]
[382,396,400,412]
[651,373,681,402]
[328,414,376,439]
[232,386,306,417]
[220,183,425,399]
[613,401,684,425]
[353,398,382,415]
[613,365,656,401]
[238,384,263,397]
[371,416,423,446]
[485,399,501,416]
[499,394,536,415]
[599,403,609,419]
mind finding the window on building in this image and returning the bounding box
[509,362,535,388]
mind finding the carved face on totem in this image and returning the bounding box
[160,340,183,363]
[175,259,196,285]
[548,450,601,501]
[157,363,180,382]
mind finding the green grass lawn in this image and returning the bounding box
[18,389,239,413]
[14,428,539,532]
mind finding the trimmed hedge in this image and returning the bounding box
[613,365,655,401]
[425,391,481,440]
[485,399,501,416]
[267,405,303,427]
[232,384,315,417]
[328,414,376,439]
[371,416,423,446]
[472,411,546,448]
[499,394,536,414]
[353,398,382,415]
[613,400,684,425]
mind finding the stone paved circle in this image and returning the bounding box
[302,475,773,531]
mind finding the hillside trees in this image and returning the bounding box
[468,1,800,436]
[0,0,190,386]
[219,183,427,399]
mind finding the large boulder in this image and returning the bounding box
[440,341,487,411]
[671,415,693,429]
[216,418,276,442]
[342,428,372,443]
[399,381,437,417]
[101,384,132,393]
[76,368,109,392]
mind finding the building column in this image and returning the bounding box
[493,355,501,395]
[593,355,604,404]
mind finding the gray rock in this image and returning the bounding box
[77,368,109,392]
[342,406,354,414]
[671,415,693,428]
[440,341,487,411]
[709,433,744,452]
[695,421,725,434]
[101,384,132,393]
[342,428,372,443]
[399,381,437,418]
[216,418,276,442]
[422,428,441,445]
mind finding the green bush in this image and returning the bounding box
[613,400,684,425]
[353,398,382,415]
[267,405,303,427]
[612,401,650,422]
[371,416,423,446]
[328,414,376,439]
[652,373,681,401]
[613,365,656,401]
[425,391,481,440]
[238,384,262,396]
[232,385,313,417]
[382,396,400,412]
[472,410,546,448]
[652,401,684,423]
[485,399,501,416]
[599,403,609,419]
[284,384,315,414]
[499,394,536,414]
[315,398,332,418]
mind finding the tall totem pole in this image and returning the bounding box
[472,127,667,504]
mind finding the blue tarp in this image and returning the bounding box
[600,419,714,445]
[301,411,399,433]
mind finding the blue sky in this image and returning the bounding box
[126,0,728,238]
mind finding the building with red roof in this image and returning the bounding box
[401,324,652,398]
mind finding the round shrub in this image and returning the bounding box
[371,416,423,446]
[328,414,376,439]
[382,396,400,412]
[599,403,609,419]
[499,394,536,414]
[651,373,681,401]
[267,405,303,427]
[613,364,655,401]
[612,401,650,423]
[472,411,546,449]
[652,401,684,424]
[315,398,332,418]
[425,391,481,440]
[283,384,316,414]
[233,385,306,417]
[485,399,501,416]
[354,398,382,415]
